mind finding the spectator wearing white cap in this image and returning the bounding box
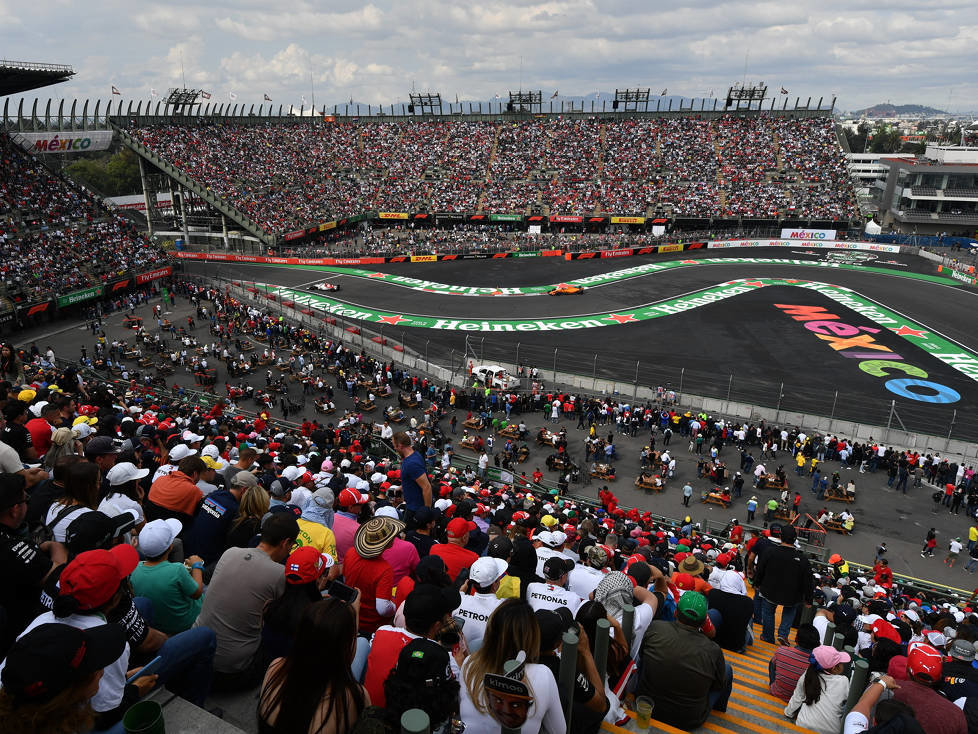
[152,443,197,482]
[99,461,150,527]
[454,556,507,651]
[532,530,564,578]
[130,519,204,635]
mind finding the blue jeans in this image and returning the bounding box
[353,636,370,682]
[760,597,797,643]
[707,663,734,713]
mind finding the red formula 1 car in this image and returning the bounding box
[313,282,341,292]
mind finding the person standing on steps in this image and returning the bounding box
[754,525,814,645]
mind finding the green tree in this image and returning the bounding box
[66,148,141,196]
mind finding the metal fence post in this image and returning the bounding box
[823,621,836,645]
[558,628,579,727]
[633,360,639,401]
[592,354,597,392]
[679,367,684,401]
[553,347,558,384]
[622,604,635,651]
[594,617,610,683]
[425,340,430,373]
[400,708,431,734]
[830,390,838,421]
[844,659,870,716]
[727,374,733,403]
[516,342,520,373]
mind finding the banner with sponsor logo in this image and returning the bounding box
[15,130,114,154]
[708,239,901,253]
[378,212,410,220]
[657,244,684,253]
[0,309,15,326]
[319,221,338,231]
[410,255,437,263]
[109,278,130,292]
[284,230,305,241]
[610,216,645,224]
[57,285,103,308]
[600,248,634,259]
[550,215,583,223]
[136,266,173,284]
[21,300,53,318]
[779,228,837,240]
[490,214,524,222]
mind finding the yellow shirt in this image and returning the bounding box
[293,518,338,561]
[496,574,521,600]
[969,527,978,543]
[796,454,806,468]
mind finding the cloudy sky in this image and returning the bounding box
[2,0,977,113]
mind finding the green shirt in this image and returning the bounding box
[130,561,203,635]
[767,499,779,511]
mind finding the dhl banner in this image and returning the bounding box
[379,212,410,220]
[410,255,437,263]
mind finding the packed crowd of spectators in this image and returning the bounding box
[128,115,858,235]
[0,134,167,304]
[0,277,972,733]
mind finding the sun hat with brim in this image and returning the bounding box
[354,516,405,559]
[1,622,127,702]
[678,555,705,577]
[105,461,150,486]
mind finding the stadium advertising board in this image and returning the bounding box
[550,215,583,223]
[57,285,103,308]
[708,239,901,253]
[600,249,634,258]
[610,216,645,224]
[379,212,410,220]
[490,214,524,222]
[16,130,114,154]
[780,228,837,240]
[136,267,173,284]
[410,255,437,263]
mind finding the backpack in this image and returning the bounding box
[33,503,87,545]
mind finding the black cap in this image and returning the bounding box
[543,556,575,580]
[1,622,127,702]
[413,506,437,526]
[831,603,858,625]
[135,424,157,439]
[535,607,575,651]
[269,477,294,497]
[65,510,138,555]
[0,472,27,510]
[403,583,462,632]
[394,638,452,686]
[84,436,121,457]
[487,536,514,560]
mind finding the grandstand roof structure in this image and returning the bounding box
[0,59,75,97]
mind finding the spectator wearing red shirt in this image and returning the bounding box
[430,517,479,583]
[344,516,404,635]
[874,559,893,588]
[25,403,59,458]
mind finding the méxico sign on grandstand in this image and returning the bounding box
[708,239,901,253]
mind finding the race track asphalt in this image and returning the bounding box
[184,247,978,441]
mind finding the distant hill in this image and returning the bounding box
[852,103,947,117]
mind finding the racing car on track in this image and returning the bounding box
[313,282,341,292]
[547,284,584,296]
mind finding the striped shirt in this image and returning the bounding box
[770,646,811,701]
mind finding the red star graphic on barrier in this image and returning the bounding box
[784,279,801,284]
[681,259,699,264]
[605,313,637,324]
[892,325,926,337]
[378,314,408,325]
[744,280,765,287]
[368,272,387,279]
[490,290,504,295]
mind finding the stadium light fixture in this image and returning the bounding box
[165,88,202,115]
[507,90,542,114]
[408,92,442,115]
[725,82,768,110]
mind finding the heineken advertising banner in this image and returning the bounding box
[57,285,103,308]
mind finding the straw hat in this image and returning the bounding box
[354,517,405,559]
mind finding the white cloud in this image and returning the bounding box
[0,0,976,111]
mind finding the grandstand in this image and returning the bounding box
[117,112,858,246]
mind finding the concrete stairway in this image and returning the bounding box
[602,623,817,734]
